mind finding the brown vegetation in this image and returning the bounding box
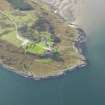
[0,0,12,11]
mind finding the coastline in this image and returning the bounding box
[0,59,86,80]
[0,0,87,80]
[0,22,87,80]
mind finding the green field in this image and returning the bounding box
[0,10,58,55]
[0,12,22,47]
[25,42,46,55]
[3,10,38,25]
[0,31,22,47]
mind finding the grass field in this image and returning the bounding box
[35,58,53,64]
[0,11,23,47]
[25,42,47,55]
[0,10,56,53]
[4,10,38,26]
[0,30,22,47]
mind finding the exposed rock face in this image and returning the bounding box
[41,0,81,22]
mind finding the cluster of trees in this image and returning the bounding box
[31,16,55,34]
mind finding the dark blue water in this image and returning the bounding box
[0,0,105,105]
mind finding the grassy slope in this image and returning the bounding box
[0,12,22,47]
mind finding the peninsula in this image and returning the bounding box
[0,0,86,79]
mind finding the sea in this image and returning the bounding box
[0,0,105,105]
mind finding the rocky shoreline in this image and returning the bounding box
[0,0,87,80]
[0,23,87,80]
[0,59,86,80]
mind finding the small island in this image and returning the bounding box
[0,0,86,79]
